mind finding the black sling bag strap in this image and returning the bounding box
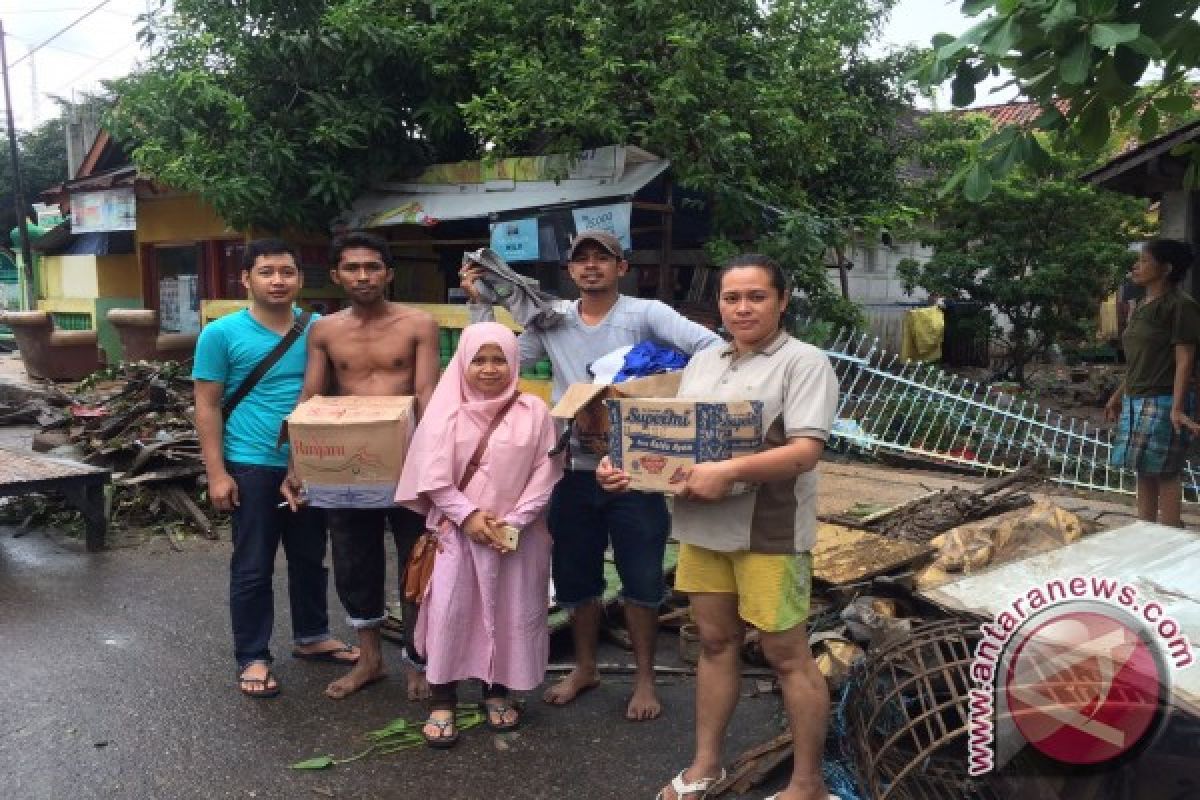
[222,311,313,420]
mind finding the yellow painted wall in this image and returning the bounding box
[96,253,142,298]
[38,297,95,315]
[137,194,236,243]
[41,255,100,299]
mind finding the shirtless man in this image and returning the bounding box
[282,230,440,700]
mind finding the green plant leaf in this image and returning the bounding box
[1121,35,1162,58]
[1040,0,1078,31]
[963,162,993,202]
[1090,23,1140,49]
[939,164,971,199]
[1139,106,1160,141]
[980,16,1019,56]
[1078,100,1112,152]
[1034,105,1066,130]
[290,756,335,770]
[1113,45,1151,85]
[1059,38,1094,84]
[1154,94,1194,113]
[961,0,993,14]
[951,62,978,107]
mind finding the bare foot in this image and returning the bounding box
[542,666,600,705]
[406,668,431,701]
[324,659,385,699]
[626,677,662,721]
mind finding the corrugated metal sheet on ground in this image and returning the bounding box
[921,523,1200,716]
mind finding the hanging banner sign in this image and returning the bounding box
[571,202,633,251]
[489,217,540,262]
[72,188,137,233]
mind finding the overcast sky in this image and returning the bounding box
[1,0,1006,132]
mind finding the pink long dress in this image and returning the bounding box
[394,322,564,691]
[418,413,560,689]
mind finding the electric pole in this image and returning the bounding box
[1,19,36,310]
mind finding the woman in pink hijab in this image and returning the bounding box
[395,321,563,748]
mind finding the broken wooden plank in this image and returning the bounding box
[117,465,205,485]
[160,486,216,539]
[812,523,932,586]
[709,731,794,797]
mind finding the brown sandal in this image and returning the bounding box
[422,712,459,749]
[238,664,280,699]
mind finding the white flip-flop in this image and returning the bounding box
[654,768,727,800]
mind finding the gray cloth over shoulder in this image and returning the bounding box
[464,248,568,331]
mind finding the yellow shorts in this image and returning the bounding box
[675,544,811,632]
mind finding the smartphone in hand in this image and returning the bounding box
[498,524,520,551]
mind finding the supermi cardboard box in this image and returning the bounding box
[287,395,415,508]
[605,398,764,493]
[549,372,683,456]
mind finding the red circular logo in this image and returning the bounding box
[1004,609,1165,765]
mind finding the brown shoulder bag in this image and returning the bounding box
[402,393,521,603]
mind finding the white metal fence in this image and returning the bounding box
[823,331,1199,501]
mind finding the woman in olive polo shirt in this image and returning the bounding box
[1105,239,1200,527]
[598,254,841,800]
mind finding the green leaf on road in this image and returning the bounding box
[290,756,335,770]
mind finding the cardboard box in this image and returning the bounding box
[549,372,683,456]
[605,398,764,493]
[287,395,415,508]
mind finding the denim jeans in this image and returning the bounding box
[227,462,331,668]
[548,469,670,608]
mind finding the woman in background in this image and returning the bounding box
[1106,238,1200,527]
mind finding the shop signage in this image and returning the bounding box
[72,188,137,233]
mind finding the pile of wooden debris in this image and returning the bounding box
[0,361,220,539]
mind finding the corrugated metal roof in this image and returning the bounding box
[344,145,670,228]
[921,522,1200,717]
[1083,118,1200,189]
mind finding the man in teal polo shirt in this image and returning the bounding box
[194,238,357,698]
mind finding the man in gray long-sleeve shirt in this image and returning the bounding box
[462,229,722,720]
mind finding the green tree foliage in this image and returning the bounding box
[1,116,69,233]
[107,0,914,330]
[914,0,1200,196]
[897,114,1150,384]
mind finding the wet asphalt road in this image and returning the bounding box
[0,527,786,800]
